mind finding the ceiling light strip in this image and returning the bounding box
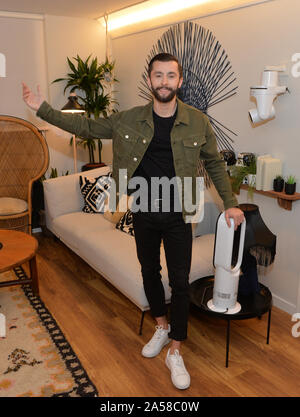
[99,0,274,36]
[106,0,210,31]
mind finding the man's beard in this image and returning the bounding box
[150,84,179,103]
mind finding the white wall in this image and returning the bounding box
[0,16,48,122]
[111,0,300,314]
[43,15,108,174]
[0,13,109,175]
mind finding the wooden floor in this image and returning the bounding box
[27,231,300,397]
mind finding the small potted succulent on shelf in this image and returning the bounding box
[284,175,297,195]
[273,175,284,192]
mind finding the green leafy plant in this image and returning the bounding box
[275,174,284,181]
[49,168,69,178]
[39,168,69,182]
[230,156,256,200]
[52,54,118,163]
[286,175,296,184]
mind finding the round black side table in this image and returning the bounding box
[190,276,272,367]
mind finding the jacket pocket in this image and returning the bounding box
[113,125,144,173]
[182,136,205,148]
[114,126,139,157]
[182,137,205,170]
[115,123,141,143]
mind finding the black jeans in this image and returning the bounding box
[132,211,192,341]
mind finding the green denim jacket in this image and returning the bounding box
[37,99,238,221]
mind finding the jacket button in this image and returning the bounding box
[143,139,146,144]
[194,142,198,146]
[125,134,129,138]
[133,157,137,161]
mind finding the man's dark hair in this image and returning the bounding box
[147,53,183,78]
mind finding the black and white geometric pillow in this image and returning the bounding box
[79,173,112,213]
[115,209,134,236]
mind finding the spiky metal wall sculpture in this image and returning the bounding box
[139,21,238,186]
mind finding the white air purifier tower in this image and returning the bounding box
[207,213,246,314]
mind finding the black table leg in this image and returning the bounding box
[226,319,230,368]
[267,308,272,344]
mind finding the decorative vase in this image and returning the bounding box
[284,182,296,195]
[273,178,284,192]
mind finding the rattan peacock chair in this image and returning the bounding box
[0,116,49,234]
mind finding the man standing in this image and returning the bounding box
[23,53,244,390]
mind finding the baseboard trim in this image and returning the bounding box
[272,293,297,315]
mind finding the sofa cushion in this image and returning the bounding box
[79,173,112,213]
[44,166,111,225]
[103,207,126,224]
[115,209,134,236]
[52,212,114,250]
[103,194,131,224]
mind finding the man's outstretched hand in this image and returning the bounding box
[22,83,44,111]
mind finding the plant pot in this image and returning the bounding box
[81,162,106,172]
[273,178,284,192]
[284,182,296,195]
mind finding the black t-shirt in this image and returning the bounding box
[129,110,178,212]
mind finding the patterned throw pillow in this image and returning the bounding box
[115,209,134,236]
[79,173,112,213]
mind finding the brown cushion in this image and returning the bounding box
[103,194,132,224]
[0,197,28,215]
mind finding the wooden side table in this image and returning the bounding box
[0,230,39,295]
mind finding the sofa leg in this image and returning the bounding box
[139,311,145,335]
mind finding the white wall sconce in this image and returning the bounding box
[249,66,288,124]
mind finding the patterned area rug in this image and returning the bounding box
[0,267,98,397]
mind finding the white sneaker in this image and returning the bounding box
[142,325,171,358]
[165,348,190,390]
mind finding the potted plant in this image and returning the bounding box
[284,175,297,195]
[273,175,284,192]
[52,54,118,169]
[230,155,256,200]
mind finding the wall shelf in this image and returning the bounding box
[239,185,300,211]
